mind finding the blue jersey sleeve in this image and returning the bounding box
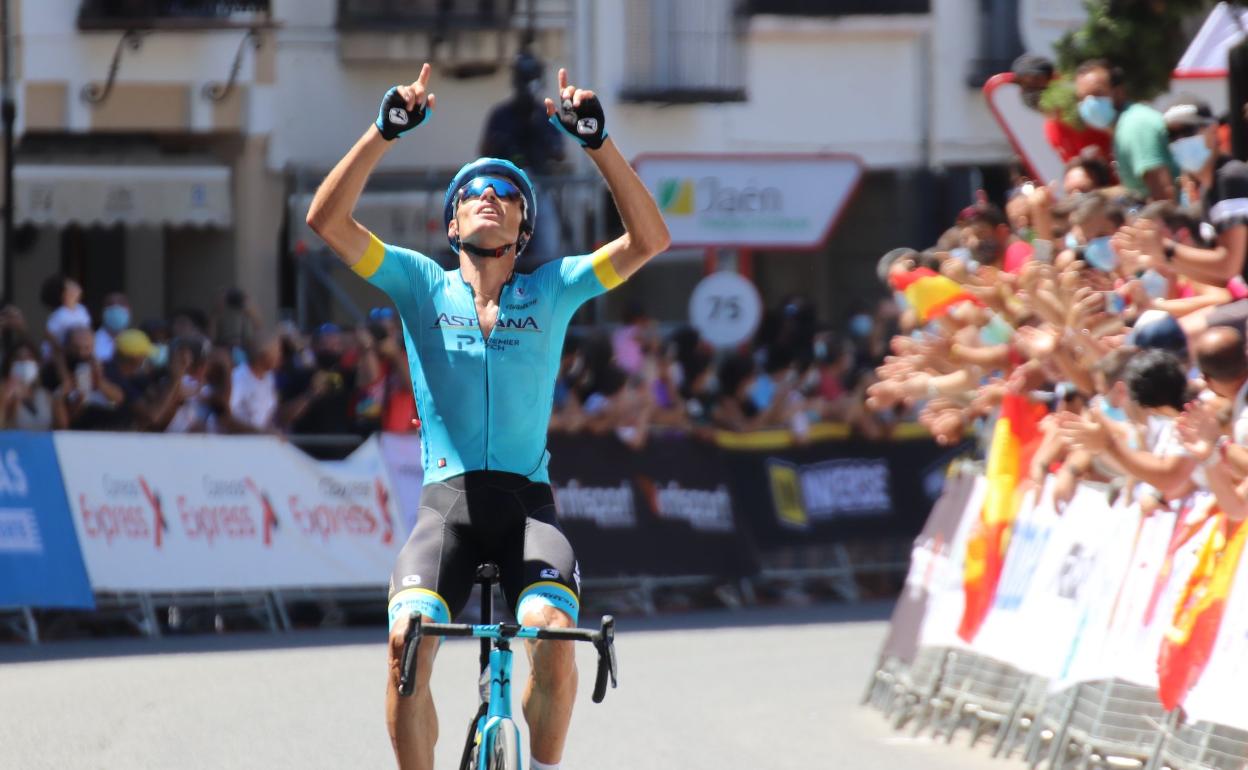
[349,232,442,304]
[552,249,625,311]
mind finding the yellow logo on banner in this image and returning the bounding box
[768,460,807,529]
[657,178,695,215]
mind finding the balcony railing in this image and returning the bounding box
[743,0,930,14]
[337,0,516,31]
[78,0,272,30]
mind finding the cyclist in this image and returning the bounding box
[306,64,670,770]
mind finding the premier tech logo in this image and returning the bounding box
[656,176,783,216]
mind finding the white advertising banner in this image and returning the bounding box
[973,484,1122,680]
[379,433,424,536]
[634,154,863,248]
[918,476,986,650]
[1181,543,1248,731]
[971,483,1054,664]
[55,433,402,592]
[1051,498,1140,689]
[1108,497,1219,688]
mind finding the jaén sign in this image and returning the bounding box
[634,153,863,249]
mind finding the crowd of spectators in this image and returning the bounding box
[863,55,1248,515]
[0,276,900,443]
[0,280,417,437]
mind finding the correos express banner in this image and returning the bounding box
[634,154,863,248]
[54,433,401,592]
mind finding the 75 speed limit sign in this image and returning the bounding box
[688,272,762,349]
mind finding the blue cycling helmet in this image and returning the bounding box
[443,157,537,257]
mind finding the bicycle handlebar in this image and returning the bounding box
[397,614,618,702]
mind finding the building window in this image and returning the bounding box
[621,0,747,104]
[966,0,1024,87]
[743,0,930,14]
[78,0,271,29]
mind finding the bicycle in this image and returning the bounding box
[398,563,619,770]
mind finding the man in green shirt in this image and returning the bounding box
[1074,59,1178,201]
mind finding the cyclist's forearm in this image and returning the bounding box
[306,127,390,264]
[587,138,671,279]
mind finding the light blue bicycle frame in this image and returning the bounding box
[470,624,544,770]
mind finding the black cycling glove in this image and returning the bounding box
[549,95,608,150]
[375,87,430,141]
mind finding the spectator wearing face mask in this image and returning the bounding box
[1127,101,1248,294]
[0,340,55,430]
[1011,54,1113,164]
[1074,59,1178,201]
[94,292,132,362]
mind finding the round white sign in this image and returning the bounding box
[688,272,763,349]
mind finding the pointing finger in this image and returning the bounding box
[558,67,568,91]
[417,62,431,86]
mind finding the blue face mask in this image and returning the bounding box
[1083,236,1118,272]
[850,314,873,338]
[1095,394,1127,423]
[1078,95,1117,130]
[1065,232,1080,250]
[102,305,130,333]
[1169,134,1212,173]
[979,313,1014,346]
[149,343,169,369]
[1140,269,1169,300]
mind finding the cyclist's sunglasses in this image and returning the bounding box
[458,176,523,203]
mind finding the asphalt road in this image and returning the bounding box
[0,602,1005,769]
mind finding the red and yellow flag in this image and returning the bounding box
[1156,513,1248,711]
[889,267,981,323]
[957,392,1046,642]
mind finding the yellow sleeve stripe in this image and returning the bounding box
[590,249,624,290]
[351,232,386,279]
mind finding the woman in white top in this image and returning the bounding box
[1,341,56,430]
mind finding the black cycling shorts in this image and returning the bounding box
[387,471,580,630]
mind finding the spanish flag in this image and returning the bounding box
[957,392,1046,642]
[889,268,981,323]
[1156,512,1248,711]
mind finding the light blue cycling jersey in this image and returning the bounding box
[352,233,623,483]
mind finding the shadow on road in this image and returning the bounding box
[0,598,894,664]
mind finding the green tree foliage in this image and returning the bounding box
[1052,0,1217,101]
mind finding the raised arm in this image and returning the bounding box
[545,68,670,280]
[306,64,436,266]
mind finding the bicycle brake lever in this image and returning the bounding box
[398,612,424,697]
[591,616,618,703]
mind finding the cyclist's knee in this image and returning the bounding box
[520,604,574,630]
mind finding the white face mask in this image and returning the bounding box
[11,360,38,386]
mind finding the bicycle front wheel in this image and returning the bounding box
[488,724,520,770]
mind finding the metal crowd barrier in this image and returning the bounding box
[863,649,1248,770]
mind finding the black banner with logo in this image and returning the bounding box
[544,432,966,581]
[546,433,759,580]
[719,438,970,550]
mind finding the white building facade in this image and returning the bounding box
[4,0,1077,330]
